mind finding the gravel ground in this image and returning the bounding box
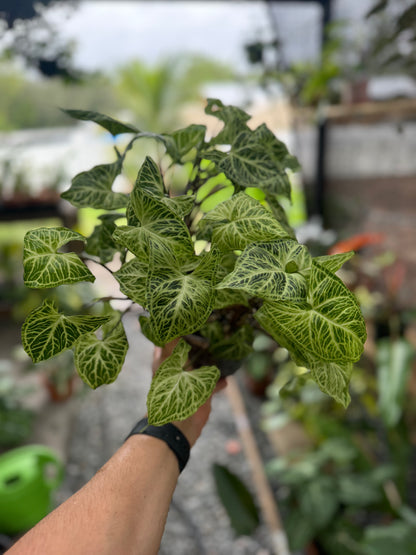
[57,312,275,554]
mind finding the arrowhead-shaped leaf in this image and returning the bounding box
[23,227,94,288]
[21,300,110,363]
[61,160,128,210]
[310,359,353,408]
[113,257,148,306]
[85,214,124,264]
[313,251,355,274]
[164,124,206,161]
[217,128,293,198]
[205,98,251,145]
[147,339,220,425]
[255,261,366,366]
[144,248,220,345]
[134,157,194,217]
[218,239,311,302]
[74,315,128,389]
[113,188,194,263]
[135,156,165,196]
[201,192,289,251]
[61,108,139,136]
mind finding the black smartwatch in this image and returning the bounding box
[125,417,190,473]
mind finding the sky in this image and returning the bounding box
[43,0,375,75]
[43,0,330,73]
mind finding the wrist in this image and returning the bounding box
[125,418,191,473]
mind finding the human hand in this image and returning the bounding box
[152,339,227,447]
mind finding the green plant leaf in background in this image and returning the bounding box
[21,300,110,363]
[212,463,260,536]
[376,338,414,428]
[218,239,311,302]
[361,520,416,555]
[85,214,124,264]
[23,227,95,288]
[61,108,140,135]
[74,313,129,389]
[61,160,128,210]
[201,192,289,251]
[147,339,220,425]
[298,476,339,530]
[143,248,219,346]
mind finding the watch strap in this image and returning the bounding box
[125,417,190,473]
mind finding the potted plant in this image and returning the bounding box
[37,350,78,403]
[20,98,366,426]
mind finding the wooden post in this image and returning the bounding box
[226,376,291,555]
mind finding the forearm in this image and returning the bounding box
[8,435,179,555]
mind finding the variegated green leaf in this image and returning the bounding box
[218,239,311,302]
[255,261,366,367]
[265,193,296,238]
[61,108,139,135]
[201,192,289,251]
[135,156,165,196]
[213,288,250,310]
[85,214,124,264]
[203,321,254,361]
[113,188,194,264]
[313,251,355,274]
[135,156,194,217]
[144,248,219,346]
[164,194,195,217]
[21,300,110,363]
[310,360,353,408]
[113,258,148,306]
[74,316,128,389]
[147,339,220,425]
[217,129,292,198]
[253,123,300,178]
[23,227,94,288]
[205,98,251,145]
[164,124,206,161]
[61,160,128,210]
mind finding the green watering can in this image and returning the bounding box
[0,445,64,535]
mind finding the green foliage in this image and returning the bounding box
[261,330,416,554]
[377,338,414,428]
[0,62,119,130]
[212,463,260,536]
[21,99,366,424]
[147,340,219,425]
[23,227,95,288]
[115,56,235,132]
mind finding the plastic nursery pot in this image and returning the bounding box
[217,359,241,378]
[0,445,64,535]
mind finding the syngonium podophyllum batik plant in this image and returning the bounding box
[21,98,366,424]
